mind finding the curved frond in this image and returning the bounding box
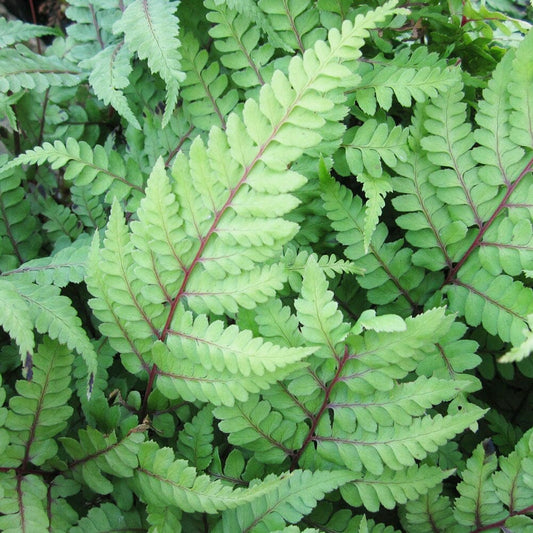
[0,18,57,48]
[113,0,185,127]
[72,503,142,533]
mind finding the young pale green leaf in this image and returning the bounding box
[113,0,185,127]
[499,315,533,363]
[71,503,143,533]
[0,18,58,48]
[295,257,350,358]
[176,406,214,471]
[85,42,140,129]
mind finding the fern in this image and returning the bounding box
[0,1,532,530]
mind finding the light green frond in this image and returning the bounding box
[167,307,313,376]
[341,465,454,512]
[508,29,533,149]
[316,404,486,475]
[214,394,305,463]
[0,279,34,363]
[61,426,145,495]
[0,18,58,48]
[445,258,533,345]
[344,119,409,179]
[5,138,144,208]
[421,81,488,225]
[65,0,122,61]
[392,105,464,271]
[321,171,429,308]
[353,46,457,115]
[136,440,290,513]
[258,0,326,53]
[329,376,467,433]
[253,298,304,347]
[453,441,507,528]
[180,32,239,130]
[3,339,73,468]
[206,0,276,89]
[86,42,140,129]
[0,46,80,94]
[499,315,533,363]
[295,258,350,357]
[478,214,533,277]
[473,50,526,187]
[2,233,90,287]
[214,469,356,531]
[155,321,312,405]
[113,0,185,127]
[16,282,97,380]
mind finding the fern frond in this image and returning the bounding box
[65,0,122,61]
[0,46,81,94]
[0,473,49,531]
[61,426,145,495]
[0,167,42,269]
[176,405,214,471]
[72,503,142,533]
[445,259,533,345]
[215,394,304,463]
[206,0,275,89]
[136,440,286,512]
[0,17,58,48]
[85,42,140,129]
[38,196,83,241]
[295,258,350,358]
[253,298,304,347]
[146,504,183,533]
[154,339,310,407]
[453,440,507,529]
[341,464,454,512]
[89,2,403,406]
[321,168,430,309]
[329,376,468,433]
[316,404,487,475]
[86,203,164,374]
[0,279,34,362]
[2,338,73,468]
[258,0,326,53]
[352,46,457,115]
[214,469,356,531]
[508,29,533,149]
[16,282,97,381]
[401,484,456,533]
[499,315,533,363]
[473,50,526,188]
[180,32,239,130]
[113,0,185,127]
[2,234,90,287]
[5,138,144,208]
[492,428,533,514]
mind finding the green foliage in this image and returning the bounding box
[0,0,531,530]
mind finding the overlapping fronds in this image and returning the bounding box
[0,17,57,48]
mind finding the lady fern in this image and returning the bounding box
[0,0,531,531]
